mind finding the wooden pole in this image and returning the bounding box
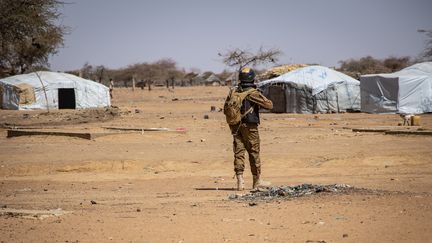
[35,71,50,112]
[132,76,136,91]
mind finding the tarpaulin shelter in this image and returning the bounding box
[257,65,360,113]
[360,62,432,114]
[0,71,111,110]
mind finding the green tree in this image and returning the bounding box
[0,0,66,76]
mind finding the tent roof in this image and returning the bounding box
[258,65,359,95]
[393,62,432,76]
[0,71,108,91]
[225,72,237,81]
[362,62,432,78]
[259,64,308,80]
[205,73,221,83]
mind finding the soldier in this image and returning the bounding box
[230,67,273,191]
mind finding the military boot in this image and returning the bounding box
[236,174,245,191]
[252,175,271,190]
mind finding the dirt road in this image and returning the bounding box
[1,87,431,242]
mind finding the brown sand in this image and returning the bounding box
[0,86,431,242]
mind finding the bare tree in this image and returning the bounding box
[95,65,106,84]
[218,46,282,72]
[70,59,190,88]
[338,56,411,79]
[80,62,93,79]
[418,29,432,61]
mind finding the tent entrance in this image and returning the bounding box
[360,76,399,113]
[58,88,76,109]
[268,85,286,113]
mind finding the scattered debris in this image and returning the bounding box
[1,108,125,128]
[90,200,97,205]
[229,184,353,201]
[16,188,32,192]
[0,208,71,220]
[210,106,216,112]
[221,218,243,222]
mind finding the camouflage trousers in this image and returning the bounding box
[232,123,261,176]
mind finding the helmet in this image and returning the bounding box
[238,67,256,83]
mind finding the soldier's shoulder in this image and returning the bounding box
[250,88,263,95]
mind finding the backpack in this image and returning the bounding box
[223,88,256,125]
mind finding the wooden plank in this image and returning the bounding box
[352,128,390,133]
[6,130,115,140]
[102,126,187,133]
[352,126,422,133]
[385,130,432,136]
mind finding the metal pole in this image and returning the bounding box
[35,71,50,112]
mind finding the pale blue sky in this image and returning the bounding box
[50,0,432,72]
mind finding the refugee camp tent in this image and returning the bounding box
[204,73,222,86]
[360,62,432,114]
[192,72,222,86]
[0,71,111,110]
[257,65,361,113]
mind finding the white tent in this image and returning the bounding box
[0,71,111,110]
[360,62,432,114]
[258,65,360,113]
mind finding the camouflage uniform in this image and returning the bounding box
[230,87,273,180]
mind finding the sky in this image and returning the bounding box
[49,0,432,73]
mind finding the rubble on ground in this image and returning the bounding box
[229,183,354,201]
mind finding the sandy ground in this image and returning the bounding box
[0,86,432,243]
